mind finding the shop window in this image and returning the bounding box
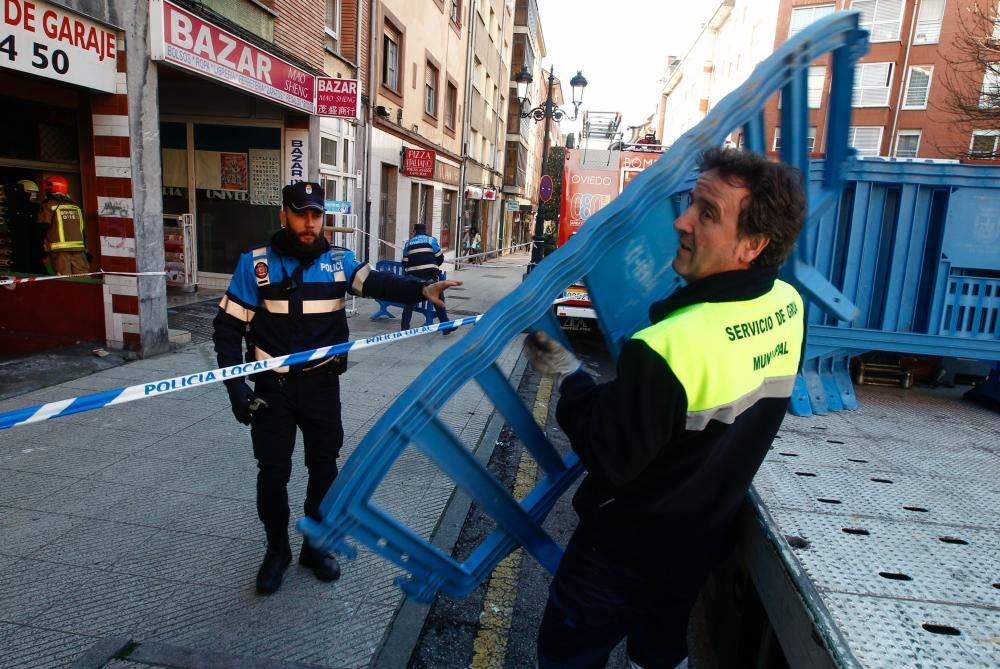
[441,189,454,248]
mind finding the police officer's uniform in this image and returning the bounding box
[536,267,804,669]
[400,223,448,329]
[213,181,428,594]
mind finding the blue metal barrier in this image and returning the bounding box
[298,12,871,603]
[369,260,446,325]
[796,159,1000,414]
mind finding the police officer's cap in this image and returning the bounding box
[282,182,325,213]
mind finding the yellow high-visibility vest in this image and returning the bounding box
[47,201,86,251]
[633,279,804,431]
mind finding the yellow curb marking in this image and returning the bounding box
[470,376,553,669]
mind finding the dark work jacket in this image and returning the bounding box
[556,267,801,572]
[213,229,425,372]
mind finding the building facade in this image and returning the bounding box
[502,0,546,250]
[459,0,513,259]
[367,0,467,263]
[767,0,1000,160]
[656,0,780,148]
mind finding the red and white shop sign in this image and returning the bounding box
[1,0,118,92]
[149,0,315,114]
[403,149,435,179]
[316,77,359,118]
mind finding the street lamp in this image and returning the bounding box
[516,65,587,271]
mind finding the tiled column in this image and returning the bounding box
[92,41,140,350]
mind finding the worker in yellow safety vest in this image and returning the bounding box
[37,175,90,276]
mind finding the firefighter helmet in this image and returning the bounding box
[16,179,39,193]
[44,176,70,195]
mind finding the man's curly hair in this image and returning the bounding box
[698,147,806,269]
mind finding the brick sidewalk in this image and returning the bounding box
[0,253,529,668]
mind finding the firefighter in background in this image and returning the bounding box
[38,176,89,276]
[5,179,44,273]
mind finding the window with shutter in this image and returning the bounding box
[980,67,1000,109]
[808,66,826,108]
[853,0,903,41]
[914,0,944,44]
[852,62,893,107]
[789,4,836,38]
[848,126,883,156]
[894,130,921,158]
[903,66,933,109]
[772,127,817,152]
[970,130,999,158]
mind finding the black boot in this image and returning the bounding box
[299,542,341,582]
[255,529,292,595]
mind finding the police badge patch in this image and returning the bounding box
[255,261,269,279]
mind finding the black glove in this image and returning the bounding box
[224,379,265,425]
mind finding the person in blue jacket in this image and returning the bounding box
[400,222,449,332]
[212,181,459,595]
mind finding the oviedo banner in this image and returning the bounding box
[558,150,664,246]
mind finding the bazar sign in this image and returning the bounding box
[1,0,118,92]
[403,148,435,178]
[149,0,315,113]
[316,77,358,118]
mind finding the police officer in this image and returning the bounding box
[525,148,806,669]
[400,222,449,332]
[37,176,89,276]
[212,181,459,595]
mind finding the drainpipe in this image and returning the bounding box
[888,0,919,157]
[364,0,378,262]
[491,3,508,255]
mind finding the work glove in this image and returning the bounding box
[224,379,266,425]
[525,332,583,384]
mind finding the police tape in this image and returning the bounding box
[0,314,483,431]
[0,271,167,287]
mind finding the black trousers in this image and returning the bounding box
[537,528,699,669]
[250,371,343,534]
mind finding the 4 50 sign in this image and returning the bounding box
[0,34,70,75]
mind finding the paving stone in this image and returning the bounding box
[0,506,82,557]
[0,621,97,669]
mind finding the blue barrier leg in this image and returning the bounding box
[831,355,858,410]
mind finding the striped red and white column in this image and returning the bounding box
[90,38,141,351]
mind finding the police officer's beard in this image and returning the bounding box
[273,227,327,261]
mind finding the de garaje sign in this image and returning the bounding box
[1,0,118,93]
[149,0,315,114]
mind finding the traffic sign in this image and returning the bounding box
[539,174,554,202]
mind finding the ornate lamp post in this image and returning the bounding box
[515,66,587,271]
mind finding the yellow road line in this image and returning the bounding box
[470,376,553,669]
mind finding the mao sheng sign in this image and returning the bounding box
[1,0,118,93]
[403,149,435,179]
[149,0,315,113]
[317,77,359,118]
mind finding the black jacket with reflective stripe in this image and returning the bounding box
[556,267,803,571]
